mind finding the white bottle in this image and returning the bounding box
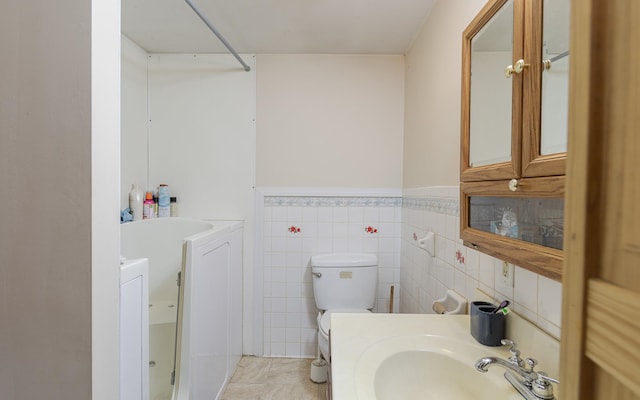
[128,184,143,221]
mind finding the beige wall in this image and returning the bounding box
[256,54,404,188]
[0,1,120,399]
[0,1,92,399]
[403,0,487,188]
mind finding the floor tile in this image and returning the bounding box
[222,356,326,400]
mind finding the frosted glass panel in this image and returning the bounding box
[469,196,564,249]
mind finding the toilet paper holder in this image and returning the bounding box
[417,231,435,257]
[432,289,468,314]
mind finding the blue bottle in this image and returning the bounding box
[158,184,170,218]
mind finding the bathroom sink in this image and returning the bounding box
[354,335,521,400]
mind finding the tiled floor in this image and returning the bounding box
[221,356,327,400]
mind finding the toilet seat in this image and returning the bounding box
[318,309,372,336]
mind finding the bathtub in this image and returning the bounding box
[121,217,243,400]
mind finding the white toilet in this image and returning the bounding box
[311,253,378,361]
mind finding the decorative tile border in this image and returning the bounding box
[262,195,457,214]
[402,197,459,216]
[264,196,402,207]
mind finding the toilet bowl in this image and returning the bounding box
[311,253,378,361]
[317,309,371,361]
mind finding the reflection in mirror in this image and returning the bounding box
[540,0,570,155]
[469,0,514,167]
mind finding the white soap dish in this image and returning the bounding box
[432,289,468,315]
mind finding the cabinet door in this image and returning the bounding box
[460,176,564,280]
[561,1,640,398]
[521,0,569,177]
[461,0,524,182]
[462,0,569,181]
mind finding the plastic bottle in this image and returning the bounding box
[153,194,158,218]
[143,192,155,219]
[158,184,170,218]
[128,184,143,221]
[170,197,178,217]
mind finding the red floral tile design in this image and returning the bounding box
[455,249,465,265]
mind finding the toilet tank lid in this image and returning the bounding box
[311,253,377,267]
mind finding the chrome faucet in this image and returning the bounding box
[474,340,559,400]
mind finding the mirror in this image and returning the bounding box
[540,0,570,155]
[468,0,514,167]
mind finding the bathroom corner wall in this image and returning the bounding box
[401,1,562,339]
[400,187,562,339]
[257,189,402,357]
[121,48,257,221]
[403,0,487,187]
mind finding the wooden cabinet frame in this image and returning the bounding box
[460,0,567,281]
[460,0,524,182]
[460,177,564,281]
[521,0,566,177]
[461,0,567,182]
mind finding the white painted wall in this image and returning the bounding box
[403,0,487,187]
[121,36,149,211]
[92,1,121,399]
[147,54,256,221]
[121,51,257,220]
[256,54,405,188]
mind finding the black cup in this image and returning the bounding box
[470,301,505,346]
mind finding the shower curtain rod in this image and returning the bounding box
[549,50,569,63]
[184,0,251,72]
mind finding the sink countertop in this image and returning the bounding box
[330,313,512,400]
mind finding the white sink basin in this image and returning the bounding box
[354,335,521,400]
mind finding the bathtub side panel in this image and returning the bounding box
[230,226,244,374]
[119,259,150,400]
[175,228,229,400]
[121,218,215,302]
[192,238,230,400]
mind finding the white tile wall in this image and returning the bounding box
[400,187,563,339]
[261,194,402,357]
[257,186,563,358]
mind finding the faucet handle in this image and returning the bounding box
[532,371,559,399]
[501,339,524,367]
[501,339,517,350]
[525,357,538,372]
[537,371,559,384]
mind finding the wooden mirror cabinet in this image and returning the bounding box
[460,0,569,281]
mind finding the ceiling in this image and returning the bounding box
[121,0,438,54]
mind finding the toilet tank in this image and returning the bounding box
[311,253,378,310]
